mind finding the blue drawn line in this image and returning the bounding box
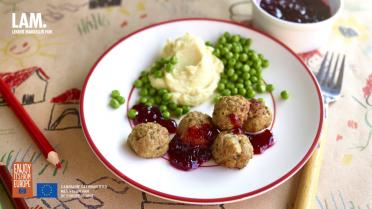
[338,191,346,209]
[21,145,32,162]
[317,196,325,209]
[332,192,339,209]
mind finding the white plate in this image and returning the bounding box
[80,18,323,204]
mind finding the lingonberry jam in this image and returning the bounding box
[260,0,331,23]
[168,124,219,171]
[229,114,243,134]
[247,129,274,154]
[131,103,177,134]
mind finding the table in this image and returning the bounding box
[0,0,371,208]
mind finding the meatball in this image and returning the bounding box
[128,122,170,158]
[212,132,253,169]
[177,111,214,146]
[212,96,250,130]
[243,99,272,133]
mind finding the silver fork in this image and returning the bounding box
[294,53,346,209]
[316,52,346,117]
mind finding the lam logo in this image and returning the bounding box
[12,13,46,29]
[11,13,52,34]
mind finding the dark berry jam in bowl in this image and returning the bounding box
[250,0,342,53]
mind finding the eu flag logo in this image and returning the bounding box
[18,188,26,194]
[36,183,58,198]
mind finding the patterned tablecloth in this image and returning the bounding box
[0,0,371,208]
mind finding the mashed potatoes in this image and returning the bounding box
[149,33,223,106]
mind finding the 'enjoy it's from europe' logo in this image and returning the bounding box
[11,12,53,35]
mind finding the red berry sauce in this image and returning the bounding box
[131,103,177,134]
[260,0,331,23]
[229,113,244,134]
[168,124,219,171]
[247,129,274,154]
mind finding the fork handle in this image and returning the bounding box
[294,120,327,209]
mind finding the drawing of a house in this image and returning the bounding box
[47,88,81,131]
[0,66,49,106]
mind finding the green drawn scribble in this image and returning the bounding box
[6,150,14,167]
[63,160,68,174]
[53,159,65,176]
[0,153,6,162]
[38,163,49,175]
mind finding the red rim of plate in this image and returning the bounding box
[80,18,324,204]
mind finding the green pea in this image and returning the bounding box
[164,64,173,72]
[246,89,256,99]
[147,98,155,105]
[139,97,148,103]
[162,111,171,119]
[251,52,259,61]
[111,90,120,99]
[223,89,231,96]
[231,88,238,95]
[117,96,125,104]
[134,80,142,88]
[242,64,250,72]
[205,41,213,46]
[170,56,177,64]
[222,59,227,65]
[246,38,252,47]
[235,62,243,70]
[226,52,234,59]
[222,48,229,55]
[243,73,250,80]
[128,109,138,119]
[182,106,190,114]
[175,107,183,117]
[262,59,270,68]
[240,53,248,62]
[250,69,257,76]
[228,59,236,67]
[224,32,231,39]
[160,105,167,112]
[256,84,266,93]
[168,102,177,110]
[218,83,225,91]
[236,83,244,89]
[266,84,274,92]
[149,88,156,96]
[162,93,172,101]
[227,83,234,89]
[250,76,258,83]
[245,80,252,87]
[237,78,244,84]
[213,95,222,103]
[109,99,120,109]
[233,53,240,60]
[233,45,241,53]
[213,49,221,57]
[219,36,227,44]
[232,35,240,42]
[281,90,290,100]
[226,43,233,50]
[231,74,239,81]
[227,68,235,77]
[154,96,162,105]
[140,88,148,96]
[239,88,247,95]
[141,75,149,83]
[158,88,168,95]
[154,70,163,78]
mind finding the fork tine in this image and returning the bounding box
[335,55,346,90]
[321,52,334,86]
[316,51,329,83]
[329,54,340,88]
